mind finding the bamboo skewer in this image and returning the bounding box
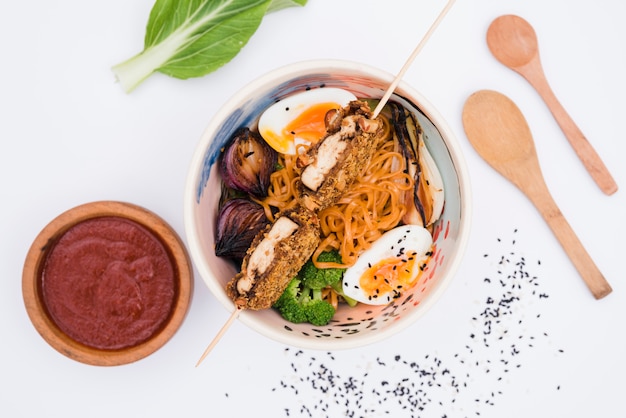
[372,0,456,119]
[195,308,241,367]
[195,0,456,368]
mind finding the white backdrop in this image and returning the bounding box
[1,1,625,417]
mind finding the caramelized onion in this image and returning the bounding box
[215,198,269,261]
[219,127,278,198]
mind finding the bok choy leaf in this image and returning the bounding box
[112,0,307,93]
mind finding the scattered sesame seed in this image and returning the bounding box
[257,229,563,417]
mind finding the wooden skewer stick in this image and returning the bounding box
[195,307,241,367]
[195,0,456,368]
[372,0,456,119]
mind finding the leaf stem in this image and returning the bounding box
[111,31,185,93]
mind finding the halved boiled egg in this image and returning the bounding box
[342,225,433,305]
[258,87,357,155]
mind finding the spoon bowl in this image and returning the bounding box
[487,14,538,69]
[462,89,611,300]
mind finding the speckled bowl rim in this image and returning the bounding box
[22,201,193,366]
[184,59,472,350]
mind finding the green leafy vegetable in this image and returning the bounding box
[112,0,307,93]
[299,250,345,290]
[273,251,360,326]
[266,0,307,13]
[273,277,336,326]
[299,250,358,307]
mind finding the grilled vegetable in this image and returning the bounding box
[215,198,269,261]
[219,127,278,198]
[388,102,444,227]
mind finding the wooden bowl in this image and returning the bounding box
[22,201,193,366]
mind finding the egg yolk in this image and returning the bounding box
[261,102,340,154]
[359,252,423,302]
[284,102,339,142]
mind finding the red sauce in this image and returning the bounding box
[41,216,177,350]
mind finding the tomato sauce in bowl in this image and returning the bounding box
[41,216,177,350]
[23,201,192,366]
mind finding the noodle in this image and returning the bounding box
[254,154,299,219]
[258,113,414,269]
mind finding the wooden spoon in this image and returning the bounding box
[462,89,612,299]
[487,14,618,195]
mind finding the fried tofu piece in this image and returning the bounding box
[296,100,384,211]
[226,205,320,310]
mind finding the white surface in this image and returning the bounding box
[1,0,625,417]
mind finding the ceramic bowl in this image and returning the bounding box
[184,59,471,350]
[22,201,193,366]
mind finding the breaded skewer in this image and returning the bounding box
[226,205,320,310]
[295,100,384,212]
[226,100,384,311]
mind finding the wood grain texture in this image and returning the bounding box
[487,14,618,195]
[462,90,612,299]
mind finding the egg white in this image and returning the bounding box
[342,225,433,305]
[258,87,357,155]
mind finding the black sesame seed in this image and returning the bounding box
[267,229,560,418]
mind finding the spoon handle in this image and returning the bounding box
[518,59,618,195]
[526,179,612,299]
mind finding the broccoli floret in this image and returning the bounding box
[274,251,363,325]
[299,250,345,290]
[300,251,359,307]
[304,299,336,326]
[273,278,307,323]
[273,278,336,326]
